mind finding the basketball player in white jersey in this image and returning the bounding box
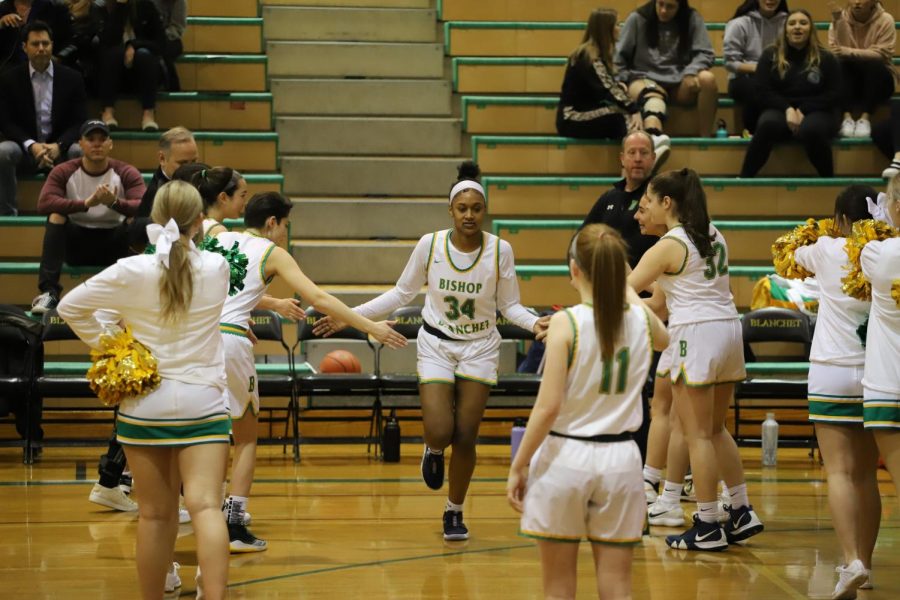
[860,177,900,504]
[507,224,668,599]
[793,185,882,599]
[628,168,762,551]
[314,162,549,540]
[210,192,407,552]
[190,167,247,237]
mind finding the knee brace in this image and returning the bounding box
[638,85,668,123]
[97,445,126,481]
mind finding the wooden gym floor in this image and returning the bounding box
[1,445,898,599]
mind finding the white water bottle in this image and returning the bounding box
[762,412,779,467]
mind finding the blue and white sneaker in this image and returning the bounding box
[723,505,764,544]
[666,514,728,552]
[421,446,444,490]
[443,509,468,541]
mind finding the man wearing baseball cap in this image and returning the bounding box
[30,119,146,314]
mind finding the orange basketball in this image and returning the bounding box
[319,350,362,373]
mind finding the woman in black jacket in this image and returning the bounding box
[556,8,643,141]
[97,0,166,131]
[739,9,841,177]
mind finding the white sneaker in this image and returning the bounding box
[648,499,685,527]
[644,480,659,504]
[89,483,138,511]
[853,119,871,138]
[165,562,181,593]
[30,292,58,315]
[832,559,868,599]
[859,569,872,589]
[881,161,900,179]
[681,478,696,502]
[650,134,671,174]
[840,117,857,138]
[179,507,191,524]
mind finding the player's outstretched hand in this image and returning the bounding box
[506,466,528,512]
[311,315,347,338]
[273,297,305,321]
[533,315,551,342]
[370,321,407,349]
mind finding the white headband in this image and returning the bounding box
[449,180,485,205]
[146,218,181,268]
[866,193,895,227]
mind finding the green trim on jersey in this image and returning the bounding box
[662,235,689,276]
[639,305,654,356]
[259,242,276,283]
[563,308,578,369]
[445,230,486,273]
[424,233,438,275]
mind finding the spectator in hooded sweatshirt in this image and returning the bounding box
[828,0,897,139]
[724,1,790,133]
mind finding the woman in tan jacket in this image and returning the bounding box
[828,0,897,138]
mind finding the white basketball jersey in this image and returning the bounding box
[657,225,740,326]
[552,303,653,437]
[861,238,900,395]
[422,229,500,340]
[216,231,276,332]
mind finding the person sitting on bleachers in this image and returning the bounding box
[128,125,198,249]
[871,99,900,177]
[149,0,185,91]
[724,0,789,134]
[98,0,167,131]
[828,0,896,139]
[0,0,70,69]
[739,9,841,178]
[31,119,145,314]
[556,9,645,142]
[614,0,717,138]
[56,0,107,85]
[0,20,87,216]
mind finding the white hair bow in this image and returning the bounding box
[146,218,181,268]
[866,193,895,227]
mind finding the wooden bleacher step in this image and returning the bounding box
[291,197,448,239]
[277,116,461,155]
[271,78,452,116]
[263,6,438,42]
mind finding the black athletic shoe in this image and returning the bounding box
[443,510,469,541]
[421,446,444,490]
[723,505,764,544]
[666,514,728,552]
[228,522,267,553]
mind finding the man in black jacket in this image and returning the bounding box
[0,21,87,215]
[128,125,198,249]
[582,131,661,268]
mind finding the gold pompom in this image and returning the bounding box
[842,220,900,301]
[86,327,161,407]
[892,280,900,309]
[772,218,839,279]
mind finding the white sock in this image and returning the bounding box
[661,481,683,506]
[445,500,463,512]
[643,465,662,485]
[227,495,248,524]
[697,501,719,524]
[729,483,749,509]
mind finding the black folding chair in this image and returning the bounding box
[493,313,541,400]
[0,305,44,464]
[736,307,813,447]
[295,310,380,449]
[249,309,300,463]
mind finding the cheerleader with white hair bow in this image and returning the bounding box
[58,180,232,600]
